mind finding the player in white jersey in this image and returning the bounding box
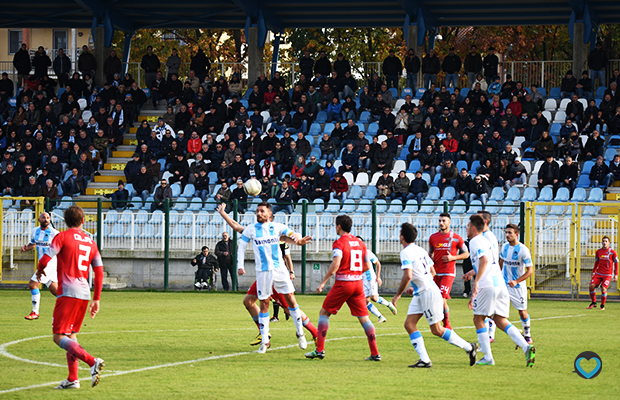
[237,201,307,354]
[357,236,397,323]
[477,210,499,342]
[392,223,477,368]
[500,224,534,344]
[22,212,59,320]
[463,215,535,367]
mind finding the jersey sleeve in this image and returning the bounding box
[45,232,63,259]
[400,249,412,270]
[457,234,467,253]
[473,240,490,261]
[90,243,103,268]
[520,246,533,268]
[29,228,37,244]
[332,238,343,259]
[368,250,379,264]
[613,250,619,275]
[276,222,295,238]
[240,225,254,244]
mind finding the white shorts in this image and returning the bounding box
[30,257,57,287]
[363,278,378,297]
[507,285,528,311]
[407,284,444,326]
[473,286,510,318]
[255,267,295,301]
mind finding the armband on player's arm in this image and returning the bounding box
[91,253,104,300]
[237,235,249,270]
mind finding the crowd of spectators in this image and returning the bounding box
[2,42,620,213]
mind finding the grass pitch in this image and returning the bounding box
[0,290,618,399]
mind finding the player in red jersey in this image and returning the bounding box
[36,205,105,390]
[428,213,469,329]
[305,215,381,361]
[217,204,318,346]
[588,236,618,310]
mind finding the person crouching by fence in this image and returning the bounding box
[192,246,219,290]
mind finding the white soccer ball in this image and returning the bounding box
[243,178,262,197]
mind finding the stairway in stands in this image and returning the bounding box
[77,107,162,212]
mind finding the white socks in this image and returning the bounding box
[409,331,431,363]
[258,312,270,345]
[441,329,473,352]
[288,307,304,336]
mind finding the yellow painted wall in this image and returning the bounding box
[0,28,92,63]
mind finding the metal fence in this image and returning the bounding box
[524,201,620,298]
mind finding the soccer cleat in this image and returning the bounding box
[194,282,201,289]
[24,311,39,320]
[90,358,104,387]
[305,349,325,359]
[297,333,308,350]
[408,359,432,368]
[515,330,525,350]
[270,317,279,322]
[462,292,468,298]
[377,316,387,323]
[489,337,494,343]
[587,302,597,309]
[201,282,208,289]
[600,305,605,311]
[467,342,478,366]
[476,357,495,366]
[250,333,271,346]
[525,345,536,367]
[524,336,533,344]
[365,354,382,361]
[54,380,80,389]
[257,342,271,354]
[387,302,397,315]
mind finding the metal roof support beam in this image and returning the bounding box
[74,0,134,33]
[247,22,265,86]
[270,33,281,80]
[232,0,283,33]
[122,31,135,75]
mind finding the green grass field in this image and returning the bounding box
[0,290,618,399]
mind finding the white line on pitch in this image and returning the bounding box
[0,313,584,394]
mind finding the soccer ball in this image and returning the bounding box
[243,178,262,197]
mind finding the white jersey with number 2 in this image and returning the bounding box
[469,234,503,290]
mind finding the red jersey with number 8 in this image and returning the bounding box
[333,234,369,281]
[44,228,103,300]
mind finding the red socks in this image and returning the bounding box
[303,317,318,339]
[67,352,79,382]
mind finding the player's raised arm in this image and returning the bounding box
[281,235,313,246]
[218,203,244,233]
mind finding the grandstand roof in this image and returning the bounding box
[2,0,620,33]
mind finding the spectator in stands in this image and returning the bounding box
[32,46,51,79]
[42,179,58,207]
[379,106,396,136]
[105,180,128,210]
[590,155,612,190]
[535,131,555,160]
[483,47,499,85]
[124,154,143,184]
[405,48,421,92]
[422,49,441,89]
[505,157,527,188]
[538,155,560,194]
[329,173,348,202]
[310,166,330,201]
[150,178,172,212]
[61,168,82,196]
[557,155,579,195]
[438,158,458,193]
[215,181,231,207]
[371,141,394,175]
[575,71,593,101]
[390,170,410,201]
[609,107,620,135]
[560,70,577,99]
[314,51,332,78]
[588,41,608,88]
[104,50,122,85]
[71,153,93,191]
[140,46,161,89]
[13,44,31,86]
[385,131,399,154]
[272,181,294,214]
[132,165,153,201]
[168,153,189,186]
[420,144,438,179]
[376,169,394,200]
[338,142,358,177]
[609,154,620,188]
[21,175,41,207]
[230,179,248,213]
[566,95,585,124]
[319,133,336,161]
[453,167,473,202]
[496,158,512,188]
[559,119,577,140]
[464,45,482,88]
[52,48,71,88]
[383,49,403,89]
[584,130,605,160]
[403,171,427,206]
[1,163,19,195]
[442,47,462,88]
[470,175,489,205]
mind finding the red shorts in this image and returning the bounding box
[433,275,455,299]
[52,296,89,335]
[591,275,611,290]
[322,280,368,317]
[247,281,289,309]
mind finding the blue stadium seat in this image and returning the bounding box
[180,184,195,198]
[588,188,603,202]
[489,187,505,201]
[414,88,426,99]
[367,123,379,135]
[108,223,124,238]
[451,200,467,214]
[608,135,620,149]
[357,202,371,213]
[399,148,410,161]
[389,87,399,99]
[170,183,182,197]
[549,123,561,136]
[323,122,335,134]
[571,188,587,201]
[522,187,538,201]
[400,87,413,99]
[352,214,365,227]
[499,200,515,215]
[188,197,202,211]
[104,209,119,224]
[548,205,566,215]
[172,199,187,211]
[179,210,194,225]
[387,199,402,213]
[426,187,440,201]
[441,187,455,201]
[168,210,179,224]
[123,224,139,239]
[138,224,155,239]
[469,160,481,175]
[485,200,499,214]
[150,210,164,224]
[196,211,210,225]
[505,187,520,202]
[582,205,599,215]
[538,187,553,201]
[456,160,468,172]
[203,200,218,212]
[554,187,570,201]
[407,160,421,173]
[605,148,617,162]
[170,224,186,239]
[431,174,441,186]
[316,111,328,123]
[319,213,333,227]
[548,87,561,99]
[341,200,356,213]
[135,210,149,224]
[403,200,418,213]
[309,122,322,135]
[129,197,143,210]
[313,198,325,213]
[348,185,362,200]
[380,215,396,227]
[375,199,387,213]
[119,210,133,224]
[595,86,606,100]
[467,200,483,215]
[359,111,371,122]
[325,199,340,213]
[419,200,435,213]
[582,161,595,175]
[363,186,377,199]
